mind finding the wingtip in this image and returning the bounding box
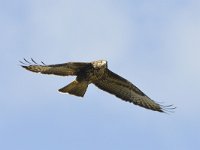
[160,104,176,114]
[20,65,27,69]
[21,65,32,73]
[19,58,46,67]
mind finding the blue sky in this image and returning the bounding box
[1,0,200,150]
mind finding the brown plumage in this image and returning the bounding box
[20,58,175,113]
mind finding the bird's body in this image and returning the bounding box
[20,59,175,113]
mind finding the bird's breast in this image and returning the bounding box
[83,68,105,83]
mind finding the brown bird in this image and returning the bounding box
[20,58,175,113]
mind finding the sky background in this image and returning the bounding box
[1,0,200,150]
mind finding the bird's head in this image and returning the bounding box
[92,60,107,69]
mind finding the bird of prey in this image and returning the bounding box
[20,59,175,113]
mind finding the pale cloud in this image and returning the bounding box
[22,0,136,62]
[164,3,200,79]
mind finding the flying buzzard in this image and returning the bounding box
[20,59,175,113]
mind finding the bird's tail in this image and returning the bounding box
[58,80,88,97]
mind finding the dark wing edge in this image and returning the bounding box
[94,69,176,113]
[20,58,91,76]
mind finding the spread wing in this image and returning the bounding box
[94,69,174,112]
[20,58,91,76]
